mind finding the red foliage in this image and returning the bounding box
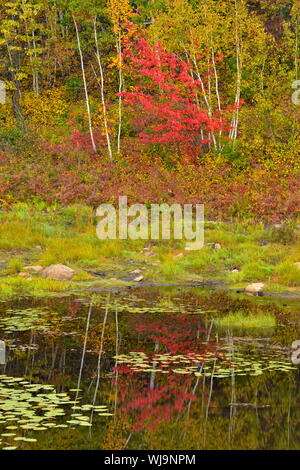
[0,134,298,222]
[72,127,81,148]
[115,316,220,433]
[122,36,238,160]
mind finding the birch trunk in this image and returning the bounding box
[230,0,241,148]
[192,56,217,150]
[73,14,97,153]
[93,16,114,163]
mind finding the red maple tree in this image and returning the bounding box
[122,35,239,162]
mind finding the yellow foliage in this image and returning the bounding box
[22,87,68,126]
[106,0,132,34]
[92,102,119,136]
[0,104,16,131]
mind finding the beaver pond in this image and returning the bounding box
[0,286,299,450]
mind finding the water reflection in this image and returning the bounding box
[0,288,299,449]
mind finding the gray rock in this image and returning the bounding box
[23,265,43,273]
[130,269,142,274]
[141,246,151,253]
[41,264,75,281]
[245,282,265,293]
[19,272,31,278]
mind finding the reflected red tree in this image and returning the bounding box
[115,315,221,432]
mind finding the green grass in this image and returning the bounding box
[0,276,70,299]
[0,203,298,298]
[273,261,300,286]
[214,311,276,329]
[7,257,24,273]
[228,261,275,283]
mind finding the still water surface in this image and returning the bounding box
[0,287,299,450]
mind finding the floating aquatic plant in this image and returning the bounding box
[115,349,297,379]
[0,375,112,450]
[0,308,60,333]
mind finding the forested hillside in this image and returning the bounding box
[0,0,299,220]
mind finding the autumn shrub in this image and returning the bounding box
[0,124,299,223]
[22,87,69,126]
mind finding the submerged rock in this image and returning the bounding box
[41,264,75,281]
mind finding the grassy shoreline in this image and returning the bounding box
[0,203,299,300]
